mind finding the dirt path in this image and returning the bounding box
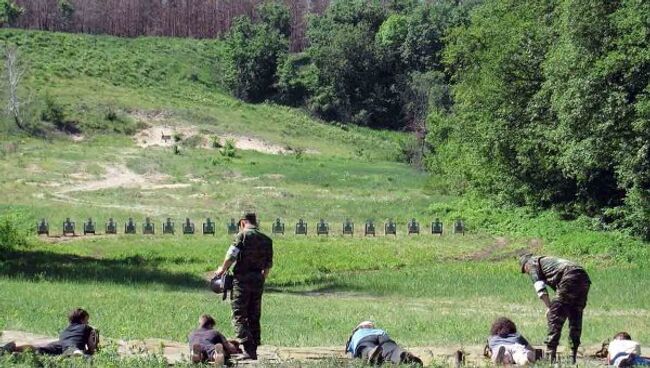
[1,330,608,366]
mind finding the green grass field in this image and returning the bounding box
[1,30,649,367]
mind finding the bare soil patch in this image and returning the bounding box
[132,122,315,155]
[1,330,606,366]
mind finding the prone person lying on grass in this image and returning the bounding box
[345,321,422,366]
[485,317,535,366]
[189,314,241,365]
[608,332,650,367]
[0,308,99,356]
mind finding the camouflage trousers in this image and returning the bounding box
[231,273,264,346]
[545,268,591,351]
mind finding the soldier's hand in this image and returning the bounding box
[215,266,225,277]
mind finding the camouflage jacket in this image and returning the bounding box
[525,256,584,296]
[226,225,273,276]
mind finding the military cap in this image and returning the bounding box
[240,212,257,224]
[519,253,533,273]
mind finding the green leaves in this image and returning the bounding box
[435,0,650,239]
[220,3,291,103]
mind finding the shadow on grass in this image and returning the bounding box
[266,275,363,296]
[0,249,207,290]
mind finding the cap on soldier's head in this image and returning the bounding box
[241,212,257,224]
[519,253,533,273]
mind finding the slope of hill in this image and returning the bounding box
[0,29,407,160]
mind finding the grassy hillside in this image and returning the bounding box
[0,29,406,160]
[0,29,648,367]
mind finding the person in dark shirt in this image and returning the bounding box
[1,308,98,356]
[486,317,535,366]
[519,254,591,364]
[214,212,273,360]
[345,321,422,366]
[188,314,239,364]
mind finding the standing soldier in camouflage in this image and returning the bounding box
[519,254,591,364]
[215,213,273,360]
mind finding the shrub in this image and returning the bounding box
[219,139,236,158]
[0,210,30,252]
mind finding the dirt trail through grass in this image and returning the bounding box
[1,330,610,366]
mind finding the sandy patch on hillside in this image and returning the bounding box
[133,123,312,155]
[134,125,199,148]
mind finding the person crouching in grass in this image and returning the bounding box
[487,317,535,366]
[1,308,99,356]
[188,314,240,365]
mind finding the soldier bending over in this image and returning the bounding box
[345,321,422,366]
[519,254,591,364]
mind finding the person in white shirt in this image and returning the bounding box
[608,332,650,367]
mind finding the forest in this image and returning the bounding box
[1,0,648,239]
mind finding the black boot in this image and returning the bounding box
[571,348,578,364]
[549,350,557,364]
[242,342,257,360]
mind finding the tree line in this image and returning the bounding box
[4,0,330,50]
[432,0,650,240]
[219,0,649,239]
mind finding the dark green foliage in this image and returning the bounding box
[255,0,292,37]
[0,209,30,252]
[276,53,318,106]
[41,94,81,134]
[0,0,22,27]
[220,2,290,102]
[307,8,400,127]
[303,0,477,129]
[218,0,478,130]
[433,0,650,239]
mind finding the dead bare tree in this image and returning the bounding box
[2,44,27,131]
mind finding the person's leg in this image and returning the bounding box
[360,343,382,364]
[509,345,534,366]
[231,281,254,347]
[190,343,203,363]
[247,285,264,347]
[633,356,650,366]
[557,270,590,364]
[545,301,568,363]
[35,342,64,355]
[378,340,402,364]
[492,346,507,365]
[567,305,585,364]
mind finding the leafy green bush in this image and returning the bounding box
[219,139,236,158]
[220,3,290,102]
[0,0,22,27]
[0,210,30,252]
